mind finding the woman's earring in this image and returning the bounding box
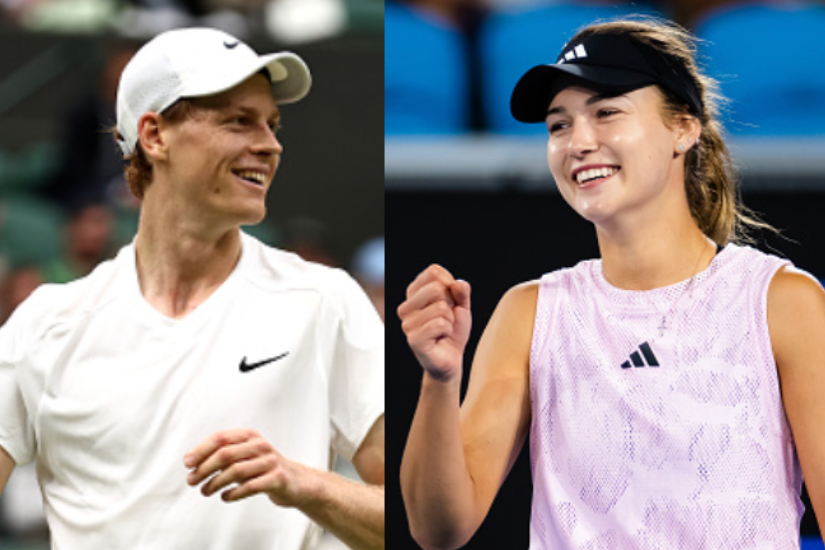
[678,144,686,152]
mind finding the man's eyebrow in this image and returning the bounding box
[546,93,620,116]
[233,104,281,123]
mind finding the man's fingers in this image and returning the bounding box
[185,429,256,469]
[187,444,259,486]
[199,456,273,497]
[185,430,304,507]
[185,430,269,484]
[220,472,287,502]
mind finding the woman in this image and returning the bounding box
[398,18,825,549]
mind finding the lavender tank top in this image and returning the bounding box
[529,244,802,549]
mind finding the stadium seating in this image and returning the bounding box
[385,1,470,134]
[695,2,825,135]
[0,196,63,269]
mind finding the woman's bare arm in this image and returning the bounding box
[769,267,825,540]
[399,266,535,550]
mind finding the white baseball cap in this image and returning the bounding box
[116,27,311,156]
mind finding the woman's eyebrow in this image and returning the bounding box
[546,93,620,116]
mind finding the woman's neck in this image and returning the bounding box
[597,217,716,291]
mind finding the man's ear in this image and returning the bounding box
[137,112,167,161]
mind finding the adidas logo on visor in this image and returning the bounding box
[558,44,588,64]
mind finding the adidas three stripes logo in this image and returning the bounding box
[558,44,588,64]
[621,342,660,369]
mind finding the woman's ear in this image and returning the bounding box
[137,112,167,161]
[674,114,702,155]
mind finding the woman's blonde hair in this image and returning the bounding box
[571,17,771,245]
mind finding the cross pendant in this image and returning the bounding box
[658,317,667,337]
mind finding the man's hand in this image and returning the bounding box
[397,264,472,383]
[184,429,310,506]
[186,423,385,550]
[0,446,14,497]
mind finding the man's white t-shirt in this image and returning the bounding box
[0,232,385,549]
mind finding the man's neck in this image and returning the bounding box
[134,220,242,320]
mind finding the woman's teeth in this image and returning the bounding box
[576,167,618,184]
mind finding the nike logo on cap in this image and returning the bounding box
[239,352,289,372]
[224,40,239,49]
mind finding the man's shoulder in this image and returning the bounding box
[9,245,132,336]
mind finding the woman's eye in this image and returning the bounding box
[548,121,568,134]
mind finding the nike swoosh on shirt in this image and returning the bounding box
[239,352,289,373]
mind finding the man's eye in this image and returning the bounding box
[598,109,619,118]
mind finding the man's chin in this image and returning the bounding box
[230,204,265,227]
[240,213,267,227]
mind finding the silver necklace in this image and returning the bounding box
[648,241,711,338]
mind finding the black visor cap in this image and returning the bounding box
[510,32,703,123]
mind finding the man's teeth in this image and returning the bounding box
[576,167,618,184]
[235,171,267,185]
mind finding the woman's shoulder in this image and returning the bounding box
[768,265,825,311]
[720,242,788,267]
[523,259,601,297]
[767,266,825,389]
[498,279,540,315]
[495,260,600,313]
[507,278,541,296]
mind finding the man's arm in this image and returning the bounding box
[0,445,15,496]
[185,415,385,550]
[305,415,384,550]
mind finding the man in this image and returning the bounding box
[0,28,384,549]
